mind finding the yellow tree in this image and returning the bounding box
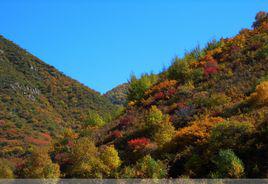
[0,159,14,179]
[21,148,60,178]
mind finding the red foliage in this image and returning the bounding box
[167,88,176,96]
[177,102,188,109]
[25,136,50,146]
[111,130,123,138]
[0,120,5,126]
[55,152,71,164]
[5,129,17,135]
[40,132,52,141]
[128,138,150,150]
[154,92,165,100]
[204,60,219,77]
[119,115,134,127]
[67,140,74,147]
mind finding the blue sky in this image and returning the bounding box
[1,0,267,93]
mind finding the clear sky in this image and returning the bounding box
[1,0,267,93]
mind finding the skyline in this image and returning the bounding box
[1,0,267,93]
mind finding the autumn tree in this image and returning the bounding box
[99,145,121,176]
[121,155,167,178]
[20,148,60,178]
[145,106,175,147]
[69,138,121,178]
[0,159,14,179]
[250,81,268,105]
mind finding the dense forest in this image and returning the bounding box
[0,12,267,179]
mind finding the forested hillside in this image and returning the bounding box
[0,12,267,179]
[0,35,118,172]
[104,83,129,106]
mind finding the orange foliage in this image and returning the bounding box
[175,117,224,146]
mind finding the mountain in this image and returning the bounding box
[0,35,118,158]
[104,83,129,106]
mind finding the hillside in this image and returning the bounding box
[95,12,268,178]
[104,83,129,106]
[0,36,118,161]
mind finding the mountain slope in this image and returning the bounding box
[96,12,268,178]
[0,35,118,157]
[104,83,129,106]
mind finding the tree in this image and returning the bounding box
[100,145,121,174]
[167,57,192,82]
[127,74,158,102]
[145,106,175,146]
[84,112,105,128]
[210,121,254,150]
[121,155,167,178]
[69,138,105,178]
[0,159,14,179]
[210,149,244,178]
[250,81,268,105]
[253,11,268,28]
[21,148,60,178]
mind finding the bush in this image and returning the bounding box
[128,138,150,151]
[210,149,244,178]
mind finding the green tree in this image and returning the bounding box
[84,112,105,128]
[167,57,192,82]
[210,121,254,150]
[210,149,244,178]
[128,74,158,102]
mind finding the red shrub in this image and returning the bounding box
[67,140,74,147]
[25,136,50,146]
[55,152,71,164]
[204,60,219,77]
[111,130,123,138]
[154,92,165,100]
[128,138,150,150]
[167,88,176,96]
[0,120,5,126]
[119,115,134,127]
[40,132,52,141]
